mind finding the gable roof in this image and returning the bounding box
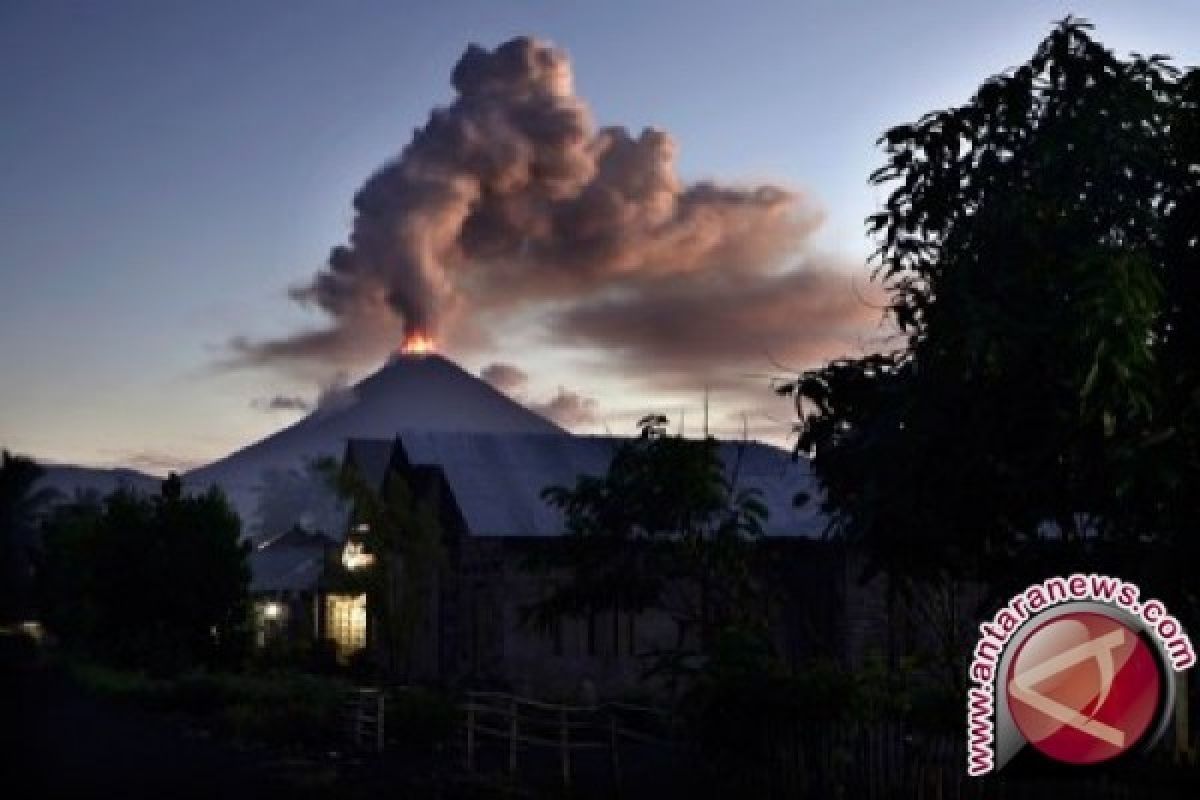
[248,544,327,592]
[344,438,403,490]
[382,431,824,539]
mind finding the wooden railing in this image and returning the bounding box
[342,687,385,753]
[461,690,672,788]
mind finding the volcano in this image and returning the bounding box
[185,354,563,534]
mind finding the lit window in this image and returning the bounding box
[326,593,367,660]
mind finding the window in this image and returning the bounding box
[326,593,367,660]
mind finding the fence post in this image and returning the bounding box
[508,696,519,775]
[466,702,476,772]
[376,690,385,753]
[609,712,622,795]
[560,708,571,787]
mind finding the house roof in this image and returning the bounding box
[257,527,337,550]
[344,438,401,490]
[383,431,825,539]
[248,542,327,592]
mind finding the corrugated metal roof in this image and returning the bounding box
[392,432,824,538]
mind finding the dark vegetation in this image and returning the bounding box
[786,15,1200,629]
[775,16,1200,793]
[0,452,464,771]
[319,454,446,683]
[530,415,769,687]
[65,661,350,749]
[0,450,55,624]
[36,474,251,673]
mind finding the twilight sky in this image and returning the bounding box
[2,1,1198,472]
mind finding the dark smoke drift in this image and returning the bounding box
[234,36,817,369]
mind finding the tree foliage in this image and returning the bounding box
[783,19,1200,609]
[528,416,769,682]
[37,476,251,673]
[322,457,444,681]
[0,451,56,622]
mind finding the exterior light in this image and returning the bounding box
[263,601,282,620]
[342,540,375,570]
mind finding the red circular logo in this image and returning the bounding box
[1006,611,1162,765]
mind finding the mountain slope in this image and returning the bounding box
[185,354,563,534]
[35,465,160,502]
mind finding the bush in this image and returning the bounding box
[181,672,349,748]
[386,686,458,752]
[67,659,351,750]
[215,687,345,748]
[38,482,252,675]
[0,630,38,669]
[68,661,171,708]
[305,638,341,675]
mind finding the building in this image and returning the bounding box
[247,527,336,649]
[249,430,883,699]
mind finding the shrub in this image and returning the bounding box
[0,630,38,670]
[386,686,458,752]
[67,660,351,751]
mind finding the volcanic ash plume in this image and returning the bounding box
[235,36,811,368]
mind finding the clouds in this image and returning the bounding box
[480,361,598,429]
[231,36,811,371]
[230,297,404,372]
[108,449,204,476]
[251,371,353,417]
[480,362,529,393]
[528,388,598,428]
[252,395,312,413]
[550,265,888,389]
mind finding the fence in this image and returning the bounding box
[461,691,673,791]
[342,686,385,753]
[348,689,1192,799]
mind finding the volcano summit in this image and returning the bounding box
[185,354,563,533]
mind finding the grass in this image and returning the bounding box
[66,660,353,750]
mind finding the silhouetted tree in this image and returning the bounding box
[38,476,251,673]
[528,416,769,685]
[0,451,56,623]
[782,18,1200,685]
[322,458,444,681]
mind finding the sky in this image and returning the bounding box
[2,1,1198,473]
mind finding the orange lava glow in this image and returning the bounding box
[400,332,436,355]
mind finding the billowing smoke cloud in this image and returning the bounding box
[550,265,888,389]
[480,362,529,393]
[530,388,598,429]
[233,36,812,368]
